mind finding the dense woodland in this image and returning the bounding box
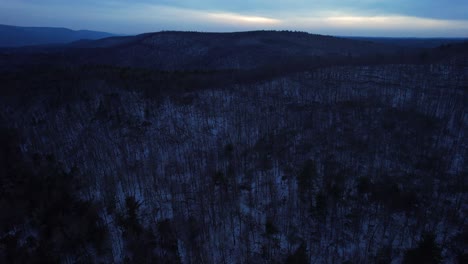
[0,31,467,263]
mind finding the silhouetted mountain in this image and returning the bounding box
[1,30,406,70]
[72,30,406,70]
[2,31,467,73]
[0,24,114,47]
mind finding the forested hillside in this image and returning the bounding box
[0,31,467,263]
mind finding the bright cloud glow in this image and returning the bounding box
[207,13,280,26]
[116,4,281,27]
[323,16,467,29]
[282,15,468,37]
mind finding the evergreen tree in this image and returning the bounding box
[403,233,442,264]
[285,243,308,264]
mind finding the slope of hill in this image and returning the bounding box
[76,30,406,70]
[1,30,405,70]
[0,24,114,47]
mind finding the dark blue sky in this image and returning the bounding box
[1,0,467,36]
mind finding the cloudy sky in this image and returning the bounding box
[1,0,467,37]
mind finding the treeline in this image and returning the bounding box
[2,40,467,101]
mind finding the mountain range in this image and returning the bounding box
[2,27,467,71]
[0,24,114,47]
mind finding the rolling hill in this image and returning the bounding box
[1,30,406,70]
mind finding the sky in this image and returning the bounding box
[1,0,467,37]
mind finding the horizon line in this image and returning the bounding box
[2,23,468,39]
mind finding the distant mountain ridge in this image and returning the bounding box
[0,24,114,47]
[58,30,405,70]
[1,30,467,72]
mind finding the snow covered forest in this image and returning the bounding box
[0,31,467,263]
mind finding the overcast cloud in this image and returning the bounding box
[1,0,467,36]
